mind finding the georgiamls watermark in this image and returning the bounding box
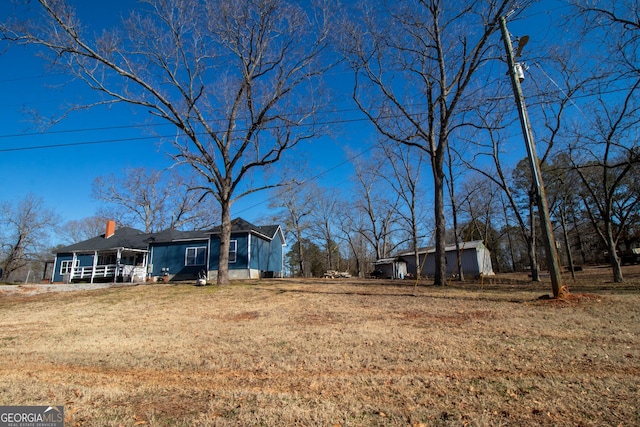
[0,406,64,427]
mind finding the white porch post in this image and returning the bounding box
[115,248,122,284]
[248,234,252,278]
[206,238,211,280]
[141,249,148,281]
[70,253,77,282]
[149,246,154,281]
[91,251,98,284]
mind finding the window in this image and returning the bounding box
[185,247,207,266]
[60,260,74,275]
[229,240,237,263]
[98,253,117,265]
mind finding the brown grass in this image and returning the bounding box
[1,266,639,426]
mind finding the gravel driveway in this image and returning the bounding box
[0,282,141,297]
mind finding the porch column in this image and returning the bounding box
[115,248,122,284]
[91,251,98,284]
[70,253,77,282]
[141,250,148,281]
[148,246,154,281]
[206,237,211,280]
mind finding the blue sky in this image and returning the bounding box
[0,1,571,232]
[0,0,367,226]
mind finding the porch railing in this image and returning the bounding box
[72,264,117,279]
[70,265,146,281]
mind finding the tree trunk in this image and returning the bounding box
[560,207,576,280]
[501,197,517,272]
[606,222,624,283]
[433,161,447,286]
[447,144,463,282]
[570,209,588,264]
[412,225,421,279]
[297,246,306,278]
[217,199,232,285]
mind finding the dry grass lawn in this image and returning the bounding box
[1,266,639,426]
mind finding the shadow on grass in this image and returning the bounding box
[251,270,640,304]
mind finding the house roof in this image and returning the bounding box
[396,240,487,257]
[57,227,149,253]
[144,228,209,244]
[55,217,285,255]
[207,217,285,244]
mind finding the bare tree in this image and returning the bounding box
[445,136,470,281]
[310,190,341,272]
[2,0,334,284]
[459,175,502,247]
[92,167,217,232]
[351,152,401,261]
[269,181,317,277]
[571,0,639,78]
[378,140,428,278]
[454,99,543,279]
[0,194,59,282]
[564,2,640,282]
[57,216,108,245]
[340,0,515,285]
[335,202,374,278]
[567,84,640,283]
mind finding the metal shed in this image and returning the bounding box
[397,240,494,278]
[373,256,408,279]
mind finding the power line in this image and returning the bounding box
[0,107,368,141]
[0,86,601,144]
[0,115,373,153]
[0,134,159,153]
[0,122,167,140]
[2,80,631,153]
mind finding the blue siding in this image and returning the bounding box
[149,227,283,278]
[234,234,249,269]
[208,233,249,270]
[53,253,73,282]
[268,231,284,273]
[150,240,208,280]
[250,232,283,273]
[250,235,268,270]
[77,254,94,268]
[52,253,94,282]
[209,236,220,270]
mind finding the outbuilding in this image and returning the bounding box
[396,240,494,278]
[372,256,408,279]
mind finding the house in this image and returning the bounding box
[52,218,286,283]
[395,240,494,278]
[146,218,286,281]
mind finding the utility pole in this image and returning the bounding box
[499,15,564,298]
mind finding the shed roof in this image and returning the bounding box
[374,256,408,265]
[396,240,487,257]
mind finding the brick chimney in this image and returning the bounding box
[105,220,116,238]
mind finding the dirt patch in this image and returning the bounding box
[226,310,260,321]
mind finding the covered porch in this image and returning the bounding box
[65,247,148,283]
